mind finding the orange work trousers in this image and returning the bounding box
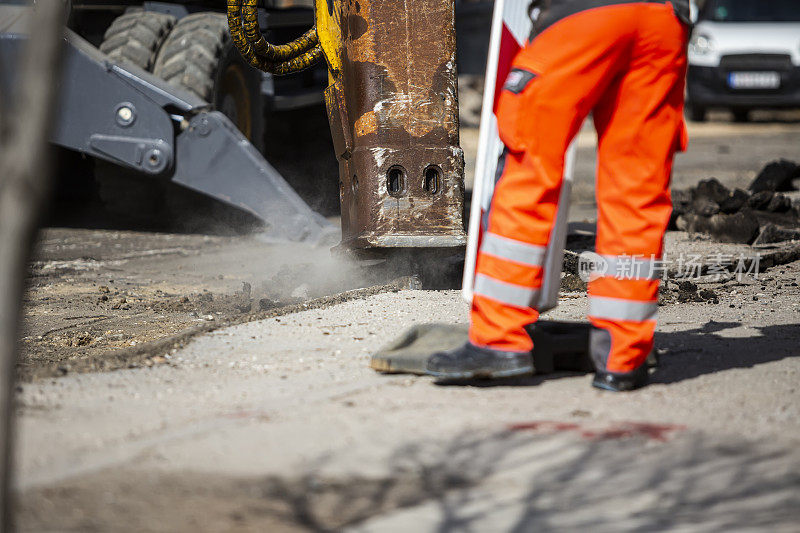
[469,2,688,375]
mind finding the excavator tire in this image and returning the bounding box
[153,12,265,153]
[98,11,176,71]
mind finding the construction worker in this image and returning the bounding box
[428,0,690,391]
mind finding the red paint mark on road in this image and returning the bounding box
[508,420,686,442]
[581,422,686,442]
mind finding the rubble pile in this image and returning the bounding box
[658,280,719,306]
[671,159,800,244]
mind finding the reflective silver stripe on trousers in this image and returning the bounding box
[588,296,658,322]
[598,255,664,280]
[474,274,540,308]
[480,232,547,268]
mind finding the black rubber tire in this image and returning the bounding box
[687,103,707,122]
[732,108,750,123]
[98,11,176,71]
[153,12,265,153]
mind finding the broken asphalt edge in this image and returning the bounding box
[17,276,423,382]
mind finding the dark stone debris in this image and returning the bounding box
[748,159,799,193]
[671,161,800,244]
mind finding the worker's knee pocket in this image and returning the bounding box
[496,66,542,153]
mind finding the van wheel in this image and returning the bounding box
[687,103,707,122]
[732,108,750,123]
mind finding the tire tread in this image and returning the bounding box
[98,11,176,71]
[152,13,230,101]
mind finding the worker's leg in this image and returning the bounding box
[468,6,639,353]
[589,3,688,390]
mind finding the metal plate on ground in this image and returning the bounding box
[370,323,469,374]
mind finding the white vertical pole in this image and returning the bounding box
[461,0,506,303]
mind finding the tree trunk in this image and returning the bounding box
[0,1,66,529]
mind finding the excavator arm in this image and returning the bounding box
[0,5,335,244]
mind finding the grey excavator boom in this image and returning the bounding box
[0,5,335,244]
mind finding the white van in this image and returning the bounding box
[686,0,800,121]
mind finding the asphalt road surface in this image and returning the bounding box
[15,113,800,531]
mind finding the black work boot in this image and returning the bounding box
[589,326,650,392]
[592,365,649,392]
[426,342,533,379]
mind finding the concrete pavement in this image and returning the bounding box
[15,255,800,531]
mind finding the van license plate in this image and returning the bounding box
[727,71,780,89]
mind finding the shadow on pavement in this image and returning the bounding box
[653,321,800,384]
[433,321,799,388]
[18,428,799,531]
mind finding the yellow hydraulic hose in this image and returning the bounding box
[227,0,261,68]
[270,45,324,75]
[227,0,322,75]
[243,0,318,61]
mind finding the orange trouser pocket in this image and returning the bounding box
[496,67,540,152]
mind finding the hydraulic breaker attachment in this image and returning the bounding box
[317,0,466,252]
[0,8,335,244]
[228,0,467,253]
